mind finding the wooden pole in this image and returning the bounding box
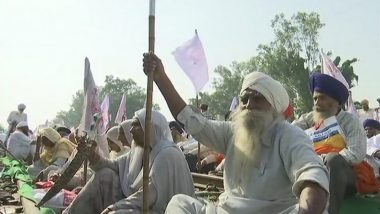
[196,94,201,172]
[143,1,155,213]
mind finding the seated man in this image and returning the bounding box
[27,127,76,180]
[63,109,194,214]
[293,73,367,214]
[363,119,380,139]
[363,119,380,177]
[143,53,329,214]
[7,121,34,164]
[107,123,131,160]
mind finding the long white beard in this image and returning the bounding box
[229,108,276,193]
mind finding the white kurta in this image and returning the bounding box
[366,134,380,177]
[166,106,329,214]
[7,130,33,162]
[7,111,27,125]
[65,109,195,214]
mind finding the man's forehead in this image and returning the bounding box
[242,88,262,96]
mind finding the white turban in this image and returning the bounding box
[107,126,123,150]
[16,121,28,128]
[240,72,289,113]
[120,119,133,146]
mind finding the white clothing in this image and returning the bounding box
[64,109,194,213]
[358,108,376,123]
[7,111,27,126]
[167,106,329,214]
[366,134,380,177]
[7,130,33,162]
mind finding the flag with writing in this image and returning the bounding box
[79,57,109,157]
[114,93,127,124]
[172,31,209,93]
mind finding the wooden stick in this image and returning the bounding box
[196,94,201,172]
[143,1,155,213]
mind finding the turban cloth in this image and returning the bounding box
[309,72,349,104]
[240,72,289,113]
[363,119,380,130]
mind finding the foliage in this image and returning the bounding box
[55,75,159,128]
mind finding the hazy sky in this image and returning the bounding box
[1,0,379,130]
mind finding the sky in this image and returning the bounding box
[0,0,379,130]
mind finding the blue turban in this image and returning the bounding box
[363,119,380,130]
[309,73,349,104]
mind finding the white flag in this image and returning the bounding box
[114,93,127,124]
[320,51,349,88]
[100,94,110,129]
[79,57,109,158]
[172,31,209,93]
[320,50,357,115]
[229,97,239,112]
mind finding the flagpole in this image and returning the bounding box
[143,1,155,213]
[196,94,201,172]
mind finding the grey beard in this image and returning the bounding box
[227,108,278,194]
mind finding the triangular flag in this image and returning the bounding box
[79,57,109,158]
[115,93,127,124]
[172,31,209,93]
[320,50,349,89]
[320,50,357,115]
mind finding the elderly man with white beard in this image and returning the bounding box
[143,53,330,214]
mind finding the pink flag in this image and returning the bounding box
[100,94,110,129]
[320,51,349,89]
[114,93,127,124]
[79,57,109,158]
[320,50,357,115]
[172,31,209,93]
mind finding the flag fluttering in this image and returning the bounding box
[115,93,127,124]
[172,31,209,93]
[79,57,109,158]
[320,50,357,115]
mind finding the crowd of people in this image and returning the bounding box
[1,53,380,213]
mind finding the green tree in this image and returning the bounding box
[189,62,253,117]
[99,75,160,127]
[249,12,325,114]
[0,123,5,133]
[55,90,84,128]
[55,75,159,128]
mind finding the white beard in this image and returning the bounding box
[229,108,276,193]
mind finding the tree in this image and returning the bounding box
[188,12,360,117]
[55,75,159,128]
[99,75,160,127]
[189,62,252,117]
[0,123,5,133]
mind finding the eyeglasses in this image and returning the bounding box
[239,91,266,105]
